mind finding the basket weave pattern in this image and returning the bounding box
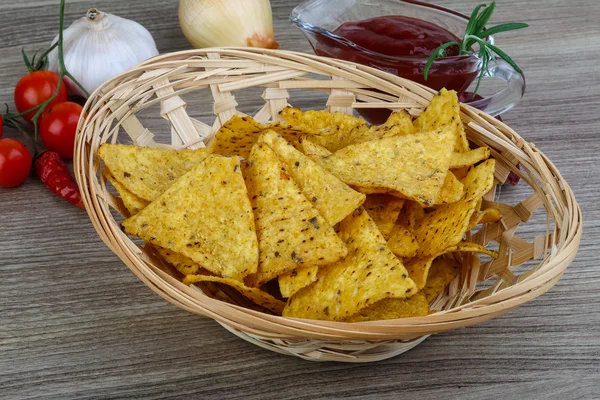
[75,48,581,362]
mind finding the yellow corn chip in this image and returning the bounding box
[283,208,417,321]
[405,256,438,290]
[279,107,368,151]
[387,224,419,258]
[345,292,428,322]
[300,137,333,158]
[406,242,498,289]
[103,171,203,277]
[328,110,416,148]
[413,88,469,152]
[422,258,460,302]
[373,110,416,138]
[413,198,480,257]
[468,207,502,230]
[437,171,465,204]
[184,274,285,314]
[278,266,319,299]
[98,144,210,202]
[209,115,265,158]
[352,187,391,195]
[451,167,470,180]
[362,195,405,240]
[260,131,365,225]
[122,155,259,281]
[245,142,347,285]
[462,159,496,201]
[155,246,202,275]
[449,147,490,169]
[103,170,149,215]
[447,241,499,258]
[398,201,426,229]
[313,128,456,206]
[209,115,312,159]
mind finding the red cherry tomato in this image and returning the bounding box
[40,102,83,159]
[0,138,32,188]
[14,70,68,123]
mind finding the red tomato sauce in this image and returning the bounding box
[333,16,461,58]
[313,16,480,123]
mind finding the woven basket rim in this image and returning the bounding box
[74,47,582,342]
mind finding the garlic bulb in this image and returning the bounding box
[179,0,279,49]
[48,9,159,97]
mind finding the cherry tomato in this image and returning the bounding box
[40,102,83,159]
[0,138,32,188]
[14,70,68,123]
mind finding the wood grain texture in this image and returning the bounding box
[0,0,598,399]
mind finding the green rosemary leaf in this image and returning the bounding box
[473,1,497,35]
[477,22,529,39]
[465,4,488,36]
[485,42,523,73]
[472,46,490,97]
[424,41,461,81]
[421,2,526,97]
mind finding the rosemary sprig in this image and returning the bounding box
[424,1,528,97]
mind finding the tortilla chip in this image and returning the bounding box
[330,110,416,147]
[387,224,419,258]
[122,155,259,281]
[259,130,365,225]
[398,201,426,229]
[451,167,470,180]
[283,208,417,321]
[362,195,405,240]
[468,207,502,230]
[209,115,265,158]
[209,115,312,159]
[437,171,465,204]
[406,242,498,289]
[413,88,469,152]
[103,169,149,215]
[279,107,368,152]
[422,258,461,302]
[98,144,210,202]
[245,142,347,285]
[449,147,491,169]
[352,187,391,195]
[413,198,480,257]
[313,128,456,206]
[278,266,319,299]
[103,172,203,277]
[446,241,499,259]
[374,110,416,138]
[345,293,429,322]
[300,138,333,158]
[462,159,496,201]
[155,246,202,275]
[184,274,285,314]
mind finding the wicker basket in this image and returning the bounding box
[74,48,581,363]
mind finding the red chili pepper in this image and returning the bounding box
[35,151,84,208]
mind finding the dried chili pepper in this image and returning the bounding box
[34,151,84,208]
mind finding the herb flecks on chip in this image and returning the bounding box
[99,144,210,202]
[122,155,258,282]
[245,142,347,286]
[283,209,417,321]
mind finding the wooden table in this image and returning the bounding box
[1,0,598,398]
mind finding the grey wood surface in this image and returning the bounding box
[1,0,599,399]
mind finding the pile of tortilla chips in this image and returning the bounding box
[100,89,502,322]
